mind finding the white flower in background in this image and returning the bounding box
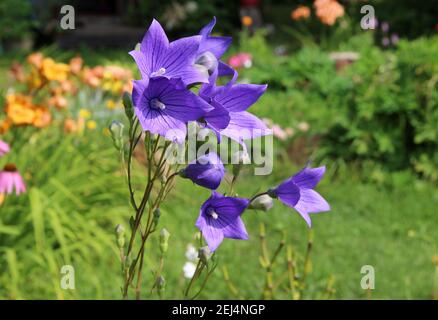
[183,262,197,279]
[185,1,198,13]
[185,244,198,262]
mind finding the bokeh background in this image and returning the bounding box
[0,0,437,299]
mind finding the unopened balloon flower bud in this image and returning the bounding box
[198,246,211,264]
[109,120,124,150]
[115,224,125,248]
[152,208,161,227]
[156,275,165,295]
[248,194,274,212]
[159,228,170,254]
[122,92,134,121]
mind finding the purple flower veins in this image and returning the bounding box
[196,192,249,252]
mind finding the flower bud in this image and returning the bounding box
[198,246,211,264]
[109,120,124,150]
[115,224,125,248]
[122,92,134,121]
[152,208,161,228]
[156,275,165,296]
[159,228,170,254]
[248,194,274,212]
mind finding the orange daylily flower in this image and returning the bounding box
[291,6,311,21]
[42,58,70,82]
[314,0,344,26]
[32,106,52,128]
[27,52,44,69]
[69,56,83,75]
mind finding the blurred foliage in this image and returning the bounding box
[122,0,239,37]
[233,30,438,181]
[0,0,35,42]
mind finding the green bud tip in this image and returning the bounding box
[122,92,134,119]
[115,224,125,234]
[156,275,165,289]
[198,246,211,264]
[153,208,161,219]
[109,120,124,139]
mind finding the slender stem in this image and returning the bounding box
[184,260,203,299]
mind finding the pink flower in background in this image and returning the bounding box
[272,124,288,141]
[228,53,252,69]
[263,118,295,141]
[297,121,310,132]
[0,164,26,195]
[0,140,10,157]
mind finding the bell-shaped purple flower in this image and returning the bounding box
[197,17,232,76]
[198,73,270,144]
[132,77,212,143]
[130,19,208,86]
[269,166,330,227]
[196,192,249,252]
[181,152,225,190]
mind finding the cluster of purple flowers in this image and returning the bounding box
[130,18,330,252]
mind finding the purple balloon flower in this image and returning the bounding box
[130,19,208,86]
[181,152,225,190]
[197,17,233,76]
[270,166,330,227]
[198,73,270,144]
[132,77,212,143]
[196,192,249,252]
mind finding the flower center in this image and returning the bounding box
[151,67,166,77]
[150,98,166,110]
[4,163,17,172]
[206,207,218,220]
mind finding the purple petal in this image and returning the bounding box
[215,84,267,112]
[294,189,330,227]
[222,216,248,240]
[196,193,249,251]
[134,107,187,143]
[199,17,232,59]
[221,111,271,144]
[183,152,225,190]
[198,221,224,252]
[275,181,300,207]
[200,17,217,38]
[143,77,212,122]
[210,196,249,217]
[129,50,151,79]
[204,102,230,131]
[292,166,326,189]
[218,61,236,77]
[137,19,169,76]
[132,78,149,107]
[162,93,212,122]
[199,37,232,59]
[164,35,208,84]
